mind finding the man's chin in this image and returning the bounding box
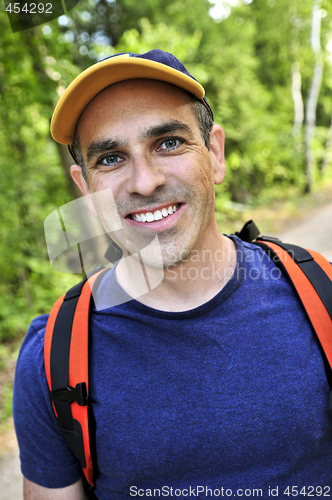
[120,245,183,269]
[113,228,193,271]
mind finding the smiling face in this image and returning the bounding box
[70,79,226,268]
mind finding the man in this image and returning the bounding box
[13,50,332,500]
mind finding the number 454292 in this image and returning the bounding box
[283,486,330,496]
[5,3,53,14]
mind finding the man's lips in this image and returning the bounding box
[125,202,182,222]
[125,203,184,229]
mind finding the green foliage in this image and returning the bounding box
[116,18,202,62]
[0,343,20,424]
[0,383,13,423]
[0,14,81,341]
[1,0,332,343]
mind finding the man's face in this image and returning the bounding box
[72,79,225,268]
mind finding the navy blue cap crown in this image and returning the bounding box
[100,49,214,120]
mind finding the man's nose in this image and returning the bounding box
[126,155,166,197]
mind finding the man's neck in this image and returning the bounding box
[115,234,237,312]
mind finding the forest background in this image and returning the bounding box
[1,0,332,424]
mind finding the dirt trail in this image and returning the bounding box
[0,424,22,500]
[1,201,331,500]
[271,201,332,261]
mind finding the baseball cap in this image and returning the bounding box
[50,49,214,146]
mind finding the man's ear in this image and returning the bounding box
[70,165,98,217]
[70,165,90,196]
[209,124,226,185]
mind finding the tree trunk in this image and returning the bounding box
[304,0,323,193]
[291,62,304,139]
[320,115,332,176]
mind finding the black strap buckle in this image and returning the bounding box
[51,382,88,406]
[257,235,282,243]
[235,220,261,243]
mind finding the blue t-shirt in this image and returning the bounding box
[13,236,332,499]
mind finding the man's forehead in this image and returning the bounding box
[79,79,193,121]
[76,79,196,145]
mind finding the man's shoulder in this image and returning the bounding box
[26,313,49,343]
[29,314,50,335]
[16,314,50,371]
[230,235,277,269]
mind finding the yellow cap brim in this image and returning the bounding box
[51,54,206,145]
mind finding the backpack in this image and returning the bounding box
[44,220,332,499]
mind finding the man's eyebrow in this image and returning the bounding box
[85,121,192,162]
[139,121,193,141]
[86,138,128,163]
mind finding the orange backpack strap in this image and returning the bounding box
[237,220,332,387]
[254,237,332,382]
[44,266,107,497]
[235,220,332,388]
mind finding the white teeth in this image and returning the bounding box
[131,204,179,223]
[154,210,162,221]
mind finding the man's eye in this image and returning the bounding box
[157,137,183,151]
[98,154,122,166]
